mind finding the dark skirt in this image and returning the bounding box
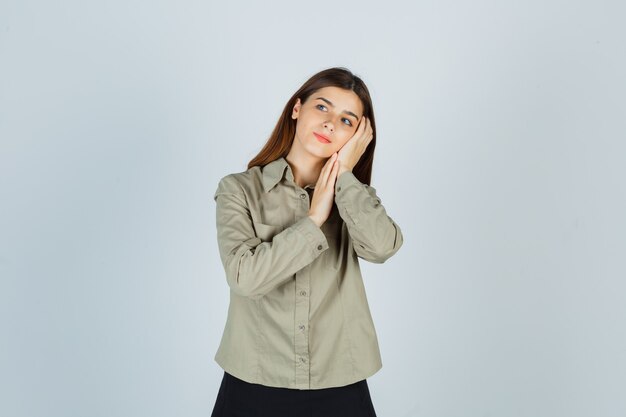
[210,371,378,417]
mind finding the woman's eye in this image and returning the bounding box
[316,104,351,126]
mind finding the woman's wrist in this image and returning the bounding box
[307,214,324,228]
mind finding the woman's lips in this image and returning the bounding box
[314,132,331,143]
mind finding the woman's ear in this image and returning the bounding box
[291,98,301,119]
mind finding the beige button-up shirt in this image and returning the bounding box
[212,156,403,389]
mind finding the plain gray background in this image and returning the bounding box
[1,0,625,416]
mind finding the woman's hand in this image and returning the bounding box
[336,116,373,175]
[308,152,340,227]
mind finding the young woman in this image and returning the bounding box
[210,67,404,417]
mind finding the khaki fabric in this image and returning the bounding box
[213,156,403,389]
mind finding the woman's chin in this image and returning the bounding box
[304,143,333,159]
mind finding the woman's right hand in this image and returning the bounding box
[308,152,340,227]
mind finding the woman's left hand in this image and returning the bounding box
[336,116,373,174]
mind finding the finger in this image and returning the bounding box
[365,124,373,142]
[356,116,369,141]
[322,153,337,186]
[364,117,372,134]
[319,153,333,187]
[317,154,334,185]
[327,159,339,190]
[362,119,373,143]
[330,157,339,181]
[358,116,366,133]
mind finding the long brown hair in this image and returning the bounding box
[247,67,377,186]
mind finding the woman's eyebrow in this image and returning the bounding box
[315,97,360,120]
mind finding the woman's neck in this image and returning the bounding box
[285,152,324,189]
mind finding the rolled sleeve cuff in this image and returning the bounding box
[335,170,362,195]
[292,216,329,255]
[334,170,365,225]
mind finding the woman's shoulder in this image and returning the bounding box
[213,165,263,199]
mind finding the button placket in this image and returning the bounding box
[294,269,311,388]
[294,186,313,388]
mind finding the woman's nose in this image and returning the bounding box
[323,121,334,132]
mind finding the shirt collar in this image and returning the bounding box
[262,157,292,193]
[261,156,316,193]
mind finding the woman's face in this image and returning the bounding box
[291,86,364,159]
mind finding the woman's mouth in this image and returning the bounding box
[314,132,331,143]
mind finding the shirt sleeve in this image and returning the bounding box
[213,175,329,299]
[334,170,404,263]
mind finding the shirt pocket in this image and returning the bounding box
[320,218,342,272]
[253,221,284,242]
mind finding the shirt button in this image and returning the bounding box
[299,324,305,331]
[317,244,323,250]
[337,186,341,192]
[300,357,306,363]
[300,193,306,199]
[299,290,307,296]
